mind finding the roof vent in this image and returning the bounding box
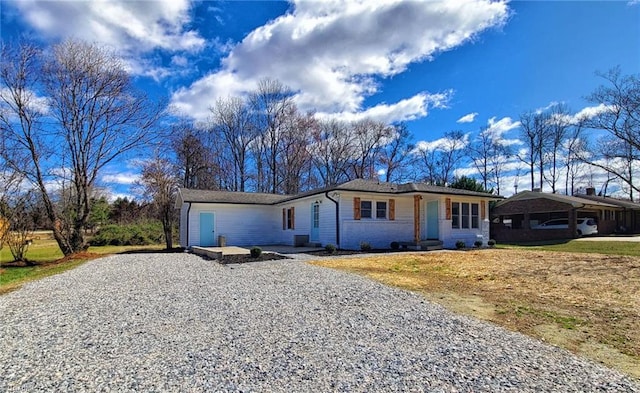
[586,187,596,196]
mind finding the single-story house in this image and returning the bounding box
[576,189,640,234]
[490,190,623,242]
[176,179,501,250]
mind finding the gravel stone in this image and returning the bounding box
[1,253,638,392]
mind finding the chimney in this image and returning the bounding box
[586,187,596,196]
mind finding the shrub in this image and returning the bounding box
[89,222,164,247]
[250,246,262,258]
[390,241,400,250]
[324,243,337,254]
[360,241,372,252]
[488,239,496,247]
[474,240,483,248]
[455,240,466,250]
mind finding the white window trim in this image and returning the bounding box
[360,199,388,220]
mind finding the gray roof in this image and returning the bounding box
[177,188,288,205]
[177,179,500,207]
[576,194,640,210]
[494,190,622,209]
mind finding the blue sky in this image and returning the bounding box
[1,0,639,198]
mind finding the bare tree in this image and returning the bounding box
[137,155,178,249]
[171,122,217,189]
[250,78,296,194]
[583,67,640,200]
[417,131,467,186]
[310,119,355,187]
[2,191,36,263]
[349,119,393,179]
[1,40,164,256]
[210,96,256,191]
[544,104,572,193]
[467,126,494,191]
[278,111,315,194]
[518,110,550,191]
[379,122,414,183]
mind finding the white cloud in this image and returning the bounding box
[10,0,205,80]
[171,0,509,122]
[315,91,452,124]
[457,112,478,123]
[483,116,522,146]
[101,172,140,186]
[415,133,470,153]
[13,0,204,54]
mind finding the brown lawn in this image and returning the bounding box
[310,249,640,379]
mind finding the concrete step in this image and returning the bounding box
[303,242,321,248]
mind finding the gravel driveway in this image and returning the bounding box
[1,253,638,392]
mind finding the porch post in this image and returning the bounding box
[413,195,421,243]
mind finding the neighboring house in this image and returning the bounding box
[490,190,623,242]
[175,179,500,250]
[577,188,640,234]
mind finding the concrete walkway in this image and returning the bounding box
[575,235,640,242]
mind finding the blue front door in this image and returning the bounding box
[310,203,320,242]
[199,212,215,246]
[426,201,439,239]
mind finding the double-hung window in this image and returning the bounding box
[376,201,387,219]
[360,201,372,218]
[451,202,480,229]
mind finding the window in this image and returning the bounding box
[312,203,320,228]
[462,203,470,229]
[471,203,479,229]
[451,202,479,229]
[452,202,460,228]
[360,201,372,218]
[283,207,295,229]
[376,201,387,219]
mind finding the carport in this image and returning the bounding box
[490,191,621,243]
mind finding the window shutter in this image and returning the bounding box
[445,198,452,220]
[291,207,295,229]
[389,199,395,220]
[481,200,486,220]
[282,208,286,230]
[353,197,361,220]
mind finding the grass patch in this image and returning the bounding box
[497,239,640,257]
[310,249,640,379]
[1,236,167,295]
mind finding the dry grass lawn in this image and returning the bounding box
[311,249,640,379]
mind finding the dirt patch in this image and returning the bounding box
[219,253,290,265]
[310,249,640,379]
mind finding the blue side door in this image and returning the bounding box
[310,203,320,242]
[199,212,215,246]
[426,201,439,239]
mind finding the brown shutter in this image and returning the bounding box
[291,207,295,229]
[282,208,286,230]
[445,198,452,220]
[389,199,395,221]
[481,200,486,220]
[353,197,361,220]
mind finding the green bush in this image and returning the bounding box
[455,240,466,250]
[390,241,400,250]
[324,243,337,254]
[360,241,372,252]
[474,240,483,248]
[488,239,496,247]
[250,246,262,258]
[89,222,164,247]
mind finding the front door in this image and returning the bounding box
[426,201,439,239]
[310,203,320,242]
[199,212,215,246]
